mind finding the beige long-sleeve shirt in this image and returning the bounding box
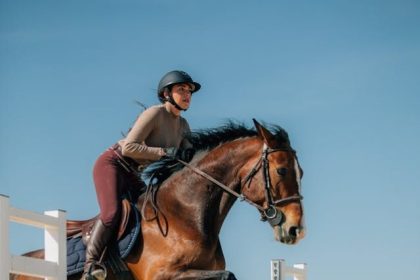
[118,104,191,166]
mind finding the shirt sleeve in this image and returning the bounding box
[119,107,165,161]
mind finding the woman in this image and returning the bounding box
[82,70,200,280]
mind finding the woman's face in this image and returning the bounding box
[169,83,193,110]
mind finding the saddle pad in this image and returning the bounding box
[67,205,140,276]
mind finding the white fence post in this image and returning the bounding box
[271,259,307,280]
[0,194,67,280]
[0,194,11,280]
[44,210,67,280]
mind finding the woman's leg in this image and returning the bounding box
[82,150,121,280]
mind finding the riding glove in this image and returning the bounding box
[164,147,196,162]
[164,147,178,158]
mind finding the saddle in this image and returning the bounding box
[66,198,141,277]
[66,198,132,243]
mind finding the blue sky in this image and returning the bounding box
[1,1,419,279]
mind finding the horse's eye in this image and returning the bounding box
[277,167,287,176]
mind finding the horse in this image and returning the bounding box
[13,119,305,280]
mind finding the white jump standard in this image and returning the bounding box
[271,259,307,280]
[0,194,67,280]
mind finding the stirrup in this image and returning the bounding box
[86,263,107,280]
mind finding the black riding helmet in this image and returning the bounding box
[157,70,201,103]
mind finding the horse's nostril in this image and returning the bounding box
[289,226,299,237]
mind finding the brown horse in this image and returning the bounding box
[14,120,305,280]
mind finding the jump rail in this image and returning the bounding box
[271,259,307,280]
[0,194,67,280]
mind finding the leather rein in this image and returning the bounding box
[177,144,303,227]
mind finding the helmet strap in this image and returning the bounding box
[167,92,187,111]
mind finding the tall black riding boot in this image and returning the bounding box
[81,219,115,280]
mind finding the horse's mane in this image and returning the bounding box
[142,121,290,184]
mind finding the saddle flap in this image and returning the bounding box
[66,199,133,243]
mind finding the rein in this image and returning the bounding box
[177,144,303,226]
[176,159,265,211]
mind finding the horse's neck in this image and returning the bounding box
[161,139,261,237]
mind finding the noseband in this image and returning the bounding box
[177,144,303,227]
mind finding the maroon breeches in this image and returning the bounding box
[92,148,142,227]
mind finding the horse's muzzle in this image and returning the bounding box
[274,224,305,245]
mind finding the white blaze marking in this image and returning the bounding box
[294,157,301,192]
[294,157,306,234]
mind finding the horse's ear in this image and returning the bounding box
[253,118,276,147]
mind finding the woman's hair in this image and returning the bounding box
[159,85,174,103]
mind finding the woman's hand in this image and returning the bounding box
[163,147,196,162]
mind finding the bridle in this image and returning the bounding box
[242,144,303,226]
[177,144,303,227]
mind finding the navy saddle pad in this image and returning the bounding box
[66,206,140,276]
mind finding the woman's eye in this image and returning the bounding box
[277,168,288,176]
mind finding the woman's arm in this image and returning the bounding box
[119,107,165,161]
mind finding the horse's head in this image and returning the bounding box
[239,119,305,245]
